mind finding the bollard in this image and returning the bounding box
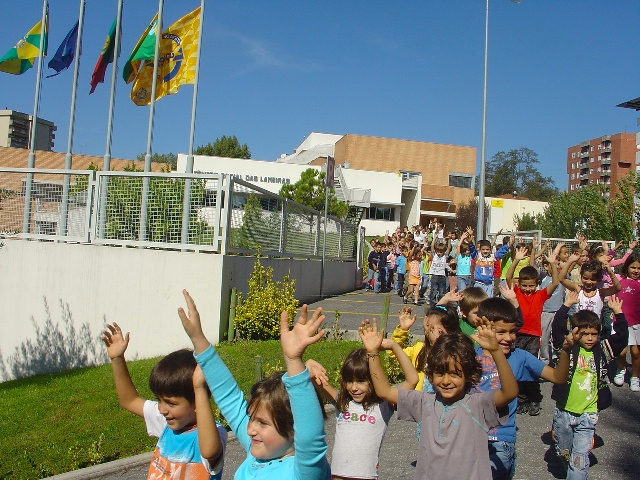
[255,355,263,382]
[227,288,237,341]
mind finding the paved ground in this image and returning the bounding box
[49,290,640,480]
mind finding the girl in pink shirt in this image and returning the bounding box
[613,253,640,391]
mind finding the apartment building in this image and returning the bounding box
[0,110,56,151]
[567,133,637,196]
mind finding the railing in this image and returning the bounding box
[224,177,358,260]
[0,168,359,261]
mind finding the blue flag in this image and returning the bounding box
[47,21,78,77]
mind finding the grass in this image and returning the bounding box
[0,339,361,479]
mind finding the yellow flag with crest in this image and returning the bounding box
[130,7,200,106]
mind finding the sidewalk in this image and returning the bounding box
[48,291,640,480]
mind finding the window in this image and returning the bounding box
[400,171,421,181]
[571,153,576,159]
[590,157,594,163]
[571,162,575,169]
[590,169,593,174]
[570,184,574,190]
[367,207,394,221]
[448,174,473,189]
[590,146,594,151]
[571,173,575,179]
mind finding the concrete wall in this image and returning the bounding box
[0,240,358,381]
[0,240,224,381]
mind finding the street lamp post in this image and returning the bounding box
[476,0,522,239]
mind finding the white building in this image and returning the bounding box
[177,153,420,236]
[486,195,547,234]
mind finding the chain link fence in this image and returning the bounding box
[0,168,359,260]
[225,177,358,260]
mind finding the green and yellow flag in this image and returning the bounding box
[0,16,48,75]
[130,7,200,106]
[122,13,158,85]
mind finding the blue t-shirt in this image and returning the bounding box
[473,347,544,443]
[396,255,407,274]
[457,254,472,276]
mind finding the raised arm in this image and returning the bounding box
[545,247,560,296]
[506,245,527,288]
[609,241,636,267]
[599,262,621,298]
[491,228,503,249]
[101,323,145,417]
[560,253,581,292]
[280,305,326,377]
[193,365,224,465]
[470,319,518,409]
[305,358,339,403]
[359,319,399,405]
[540,328,581,384]
[381,338,419,393]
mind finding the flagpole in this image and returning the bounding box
[139,0,164,242]
[60,0,86,238]
[181,0,205,246]
[99,0,124,239]
[23,0,48,234]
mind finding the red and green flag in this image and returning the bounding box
[90,18,119,93]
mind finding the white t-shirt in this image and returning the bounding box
[331,400,394,478]
[429,253,448,276]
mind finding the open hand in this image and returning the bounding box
[439,290,463,305]
[280,305,326,362]
[608,295,623,315]
[101,322,129,360]
[305,359,329,387]
[562,327,582,351]
[178,289,204,340]
[564,289,579,307]
[359,319,384,353]
[470,317,499,352]
[398,307,416,331]
[499,282,517,303]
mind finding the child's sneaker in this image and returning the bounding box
[613,369,625,387]
[516,402,529,415]
[631,377,640,392]
[528,402,541,416]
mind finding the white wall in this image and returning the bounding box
[340,168,403,204]
[177,154,318,194]
[0,240,224,380]
[486,197,548,233]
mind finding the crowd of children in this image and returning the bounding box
[102,227,639,480]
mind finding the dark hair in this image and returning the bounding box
[518,265,539,282]
[570,310,601,331]
[459,241,470,255]
[434,242,447,253]
[571,242,582,255]
[248,371,294,441]
[477,297,519,324]
[336,349,380,412]
[477,239,491,249]
[459,286,488,315]
[621,253,640,278]
[580,260,603,281]
[415,306,461,373]
[426,332,482,393]
[149,349,208,404]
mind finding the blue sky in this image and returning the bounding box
[1,0,639,189]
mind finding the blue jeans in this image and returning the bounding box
[474,281,494,297]
[488,440,516,480]
[457,275,472,292]
[429,275,447,305]
[553,408,598,480]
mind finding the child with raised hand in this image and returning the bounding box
[551,292,629,480]
[178,290,331,480]
[391,305,460,392]
[473,297,578,480]
[102,322,226,479]
[613,252,640,390]
[361,317,517,480]
[305,342,418,479]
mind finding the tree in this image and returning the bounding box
[135,152,177,170]
[453,198,488,236]
[479,148,558,201]
[513,211,542,232]
[535,173,639,241]
[195,135,251,158]
[279,168,348,219]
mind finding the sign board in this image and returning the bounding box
[325,156,335,188]
[491,199,504,208]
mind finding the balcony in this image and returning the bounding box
[580,141,590,148]
[602,145,611,153]
[600,158,611,165]
[578,161,588,169]
[601,135,611,142]
[579,151,589,158]
[600,170,611,177]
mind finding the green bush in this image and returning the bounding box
[234,256,298,340]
